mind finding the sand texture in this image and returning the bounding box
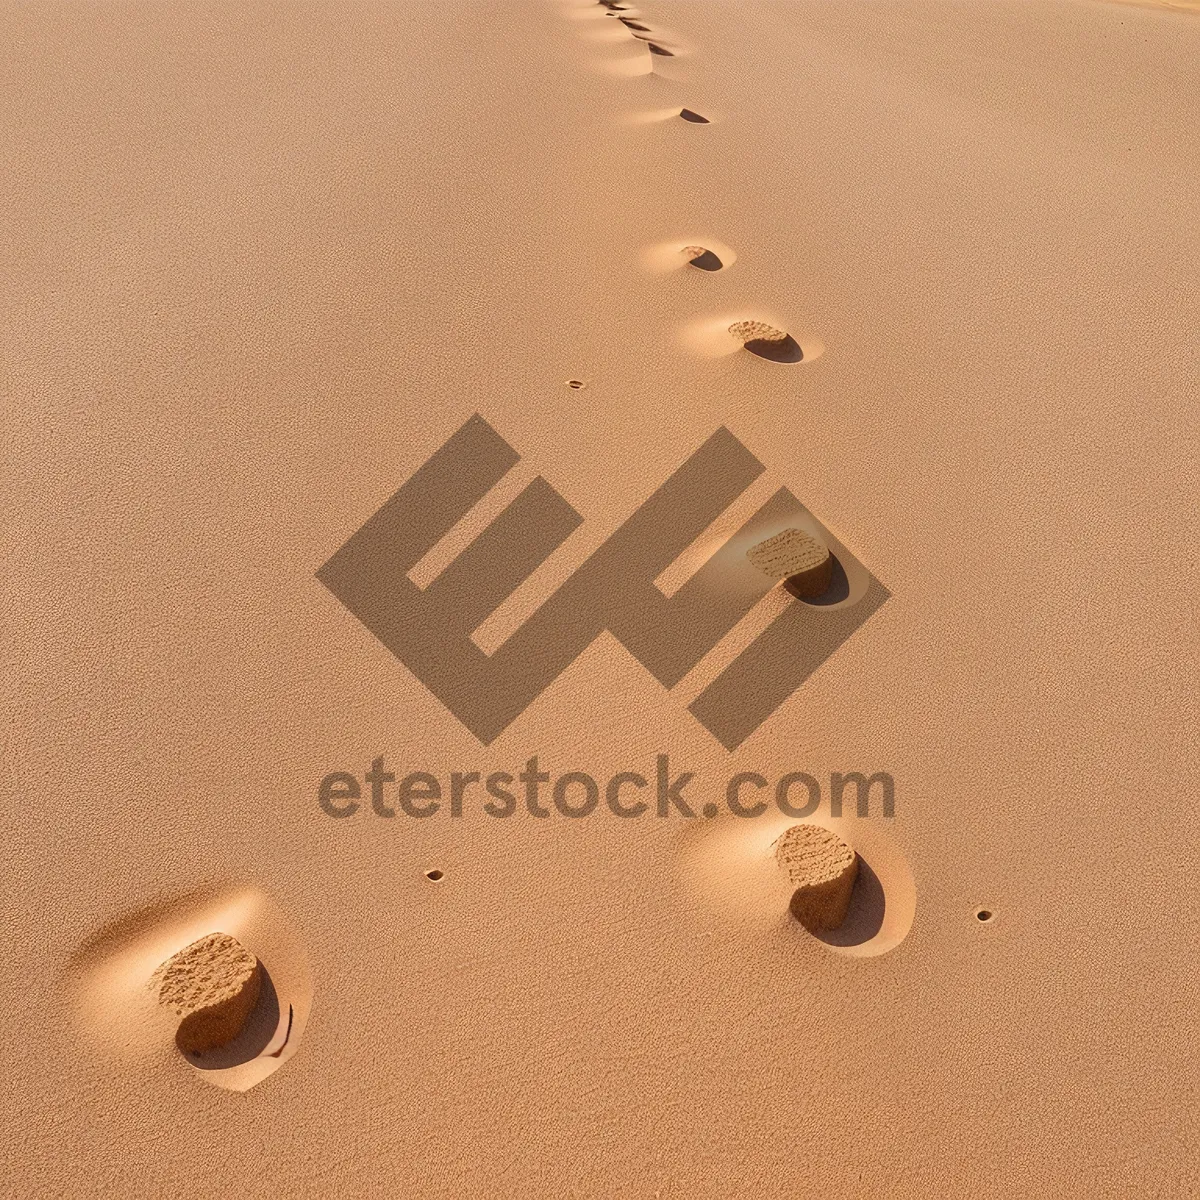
[747,526,833,598]
[776,823,860,931]
[3,0,1199,1195]
[153,933,262,1054]
[728,320,788,346]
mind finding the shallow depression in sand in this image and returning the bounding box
[680,313,824,363]
[642,238,738,275]
[654,501,875,615]
[728,320,804,363]
[682,246,724,271]
[680,807,916,958]
[621,106,721,128]
[63,885,313,1092]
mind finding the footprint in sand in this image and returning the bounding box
[728,319,804,363]
[681,245,724,272]
[680,313,823,363]
[154,932,263,1055]
[622,107,713,128]
[63,885,312,1092]
[746,525,836,600]
[641,239,737,275]
[608,18,674,57]
[774,823,859,933]
[774,821,910,952]
[680,810,916,958]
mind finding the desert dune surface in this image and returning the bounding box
[3,1,1198,1195]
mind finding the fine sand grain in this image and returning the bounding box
[3,0,1198,1195]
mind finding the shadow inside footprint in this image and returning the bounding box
[618,16,651,30]
[745,333,803,363]
[686,249,723,272]
[679,108,709,124]
[642,40,674,56]
[182,967,287,1069]
[796,554,850,606]
[793,857,886,946]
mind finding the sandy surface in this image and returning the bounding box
[3,0,1198,1195]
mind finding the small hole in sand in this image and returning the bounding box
[976,908,993,922]
[566,379,586,390]
[679,109,709,124]
[425,869,445,882]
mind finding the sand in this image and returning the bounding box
[3,0,1198,1195]
[747,526,833,598]
[154,932,262,1054]
[775,822,860,931]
